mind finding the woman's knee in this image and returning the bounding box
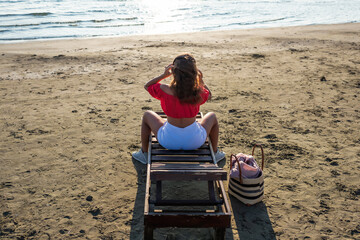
[201,112,218,133]
[142,111,164,132]
[143,110,157,122]
[205,112,218,124]
[143,110,155,118]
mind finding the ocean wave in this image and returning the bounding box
[0,16,139,28]
[178,8,192,11]
[199,16,292,31]
[92,19,113,23]
[0,0,25,3]
[91,17,138,23]
[1,22,145,33]
[0,21,81,28]
[209,12,232,17]
[30,12,51,17]
[67,23,145,28]
[87,9,122,13]
[0,23,40,27]
[118,17,138,21]
[0,32,125,42]
[226,17,290,27]
[0,12,52,18]
[0,35,79,41]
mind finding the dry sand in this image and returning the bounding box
[0,23,359,240]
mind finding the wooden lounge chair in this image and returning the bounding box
[144,112,231,240]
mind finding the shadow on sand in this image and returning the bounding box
[129,158,147,240]
[229,195,276,240]
[130,158,236,240]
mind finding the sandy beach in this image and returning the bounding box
[0,23,359,239]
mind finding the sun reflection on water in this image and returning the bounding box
[135,0,194,34]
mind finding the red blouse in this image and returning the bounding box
[147,83,209,118]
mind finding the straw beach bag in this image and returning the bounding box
[228,144,265,205]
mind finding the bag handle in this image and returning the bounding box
[230,154,243,184]
[229,144,265,183]
[252,144,265,171]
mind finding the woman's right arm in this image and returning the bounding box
[144,65,173,91]
[198,70,212,100]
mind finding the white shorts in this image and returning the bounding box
[157,121,207,150]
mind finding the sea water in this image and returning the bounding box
[0,0,359,43]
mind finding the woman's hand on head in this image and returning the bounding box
[163,64,174,78]
[144,64,174,90]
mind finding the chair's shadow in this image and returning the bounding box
[229,195,276,240]
[129,158,147,240]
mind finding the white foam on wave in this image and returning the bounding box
[0,0,359,43]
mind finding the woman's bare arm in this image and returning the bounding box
[144,64,173,90]
[198,69,212,100]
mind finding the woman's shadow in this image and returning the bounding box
[229,195,276,240]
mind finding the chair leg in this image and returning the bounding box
[144,226,154,240]
[214,228,225,240]
[156,181,162,202]
[208,181,216,202]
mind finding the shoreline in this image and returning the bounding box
[0,21,358,45]
[0,22,359,239]
[1,22,359,50]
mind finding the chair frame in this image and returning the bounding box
[143,112,231,240]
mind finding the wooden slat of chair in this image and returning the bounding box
[150,170,227,181]
[151,162,227,181]
[151,163,221,170]
[151,149,211,155]
[151,155,213,162]
[156,111,202,118]
[150,173,226,181]
[150,199,224,206]
[144,212,230,229]
[152,143,209,149]
[151,137,209,145]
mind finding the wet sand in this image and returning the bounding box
[0,23,359,239]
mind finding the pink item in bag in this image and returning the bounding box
[230,153,261,179]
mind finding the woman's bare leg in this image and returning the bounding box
[199,112,219,152]
[141,111,166,152]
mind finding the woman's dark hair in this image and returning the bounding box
[170,54,203,104]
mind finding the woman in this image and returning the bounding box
[132,54,225,164]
